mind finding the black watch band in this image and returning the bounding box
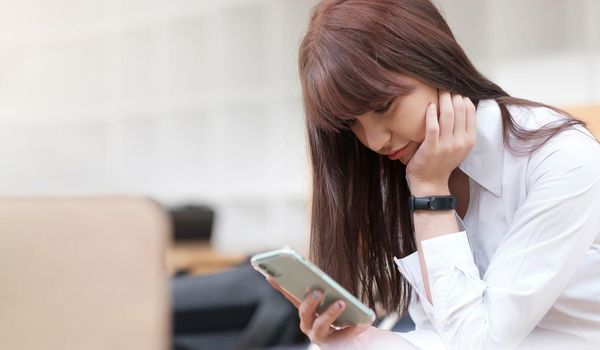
[409,195,457,211]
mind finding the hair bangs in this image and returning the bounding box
[300,26,414,133]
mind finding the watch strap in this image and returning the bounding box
[409,195,457,211]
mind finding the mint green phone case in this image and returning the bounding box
[251,247,376,328]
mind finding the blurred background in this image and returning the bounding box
[0,0,600,349]
[1,0,599,257]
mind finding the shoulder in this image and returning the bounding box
[495,102,599,183]
[518,108,600,186]
[502,102,597,152]
[506,103,585,133]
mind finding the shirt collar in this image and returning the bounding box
[458,99,504,197]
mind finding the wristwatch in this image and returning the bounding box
[409,195,457,211]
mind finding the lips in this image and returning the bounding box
[387,144,410,160]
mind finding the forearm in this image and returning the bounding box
[411,182,460,304]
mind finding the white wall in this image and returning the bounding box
[0,0,598,254]
[436,0,600,104]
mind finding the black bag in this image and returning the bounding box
[171,262,308,350]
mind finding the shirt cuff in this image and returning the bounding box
[393,231,474,309]
[393,252,424,292]
[421,231,483,307]
[393,250,433,311]
[420,231,476,275]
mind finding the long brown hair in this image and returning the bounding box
[299,0,595,315]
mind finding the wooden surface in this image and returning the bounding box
[564,104,600,138]
[167,241,247,276]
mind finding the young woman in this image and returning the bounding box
[267,1,600,349]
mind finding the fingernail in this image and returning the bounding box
[311,290,321,300]
[336,301,344,309]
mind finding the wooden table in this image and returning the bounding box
[167,241,247,276]
[564,104,600,138]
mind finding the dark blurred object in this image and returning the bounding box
[170,205,214,241]
[171,263,308,350]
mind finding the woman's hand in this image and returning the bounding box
[266,277,372,349]
[405,91,477,194]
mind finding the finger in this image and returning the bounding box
[266,276,301,308]
[298,289,322,334]
[452,94,466,137]
[311,300,346,341]
[438,91,454,139]
[465,97,477,135]
[424,103,439,148]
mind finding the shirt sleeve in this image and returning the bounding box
[394,134,600,350]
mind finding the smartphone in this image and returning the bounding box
[251,247,376,328]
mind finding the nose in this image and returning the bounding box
[357,115,392,154]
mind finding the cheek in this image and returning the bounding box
[404,106,430,142]
[391,113,426,143]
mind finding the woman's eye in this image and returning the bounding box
[374,99,394,114]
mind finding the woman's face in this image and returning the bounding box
[349,75,438,165]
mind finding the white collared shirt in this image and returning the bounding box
[393,100,600,350]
